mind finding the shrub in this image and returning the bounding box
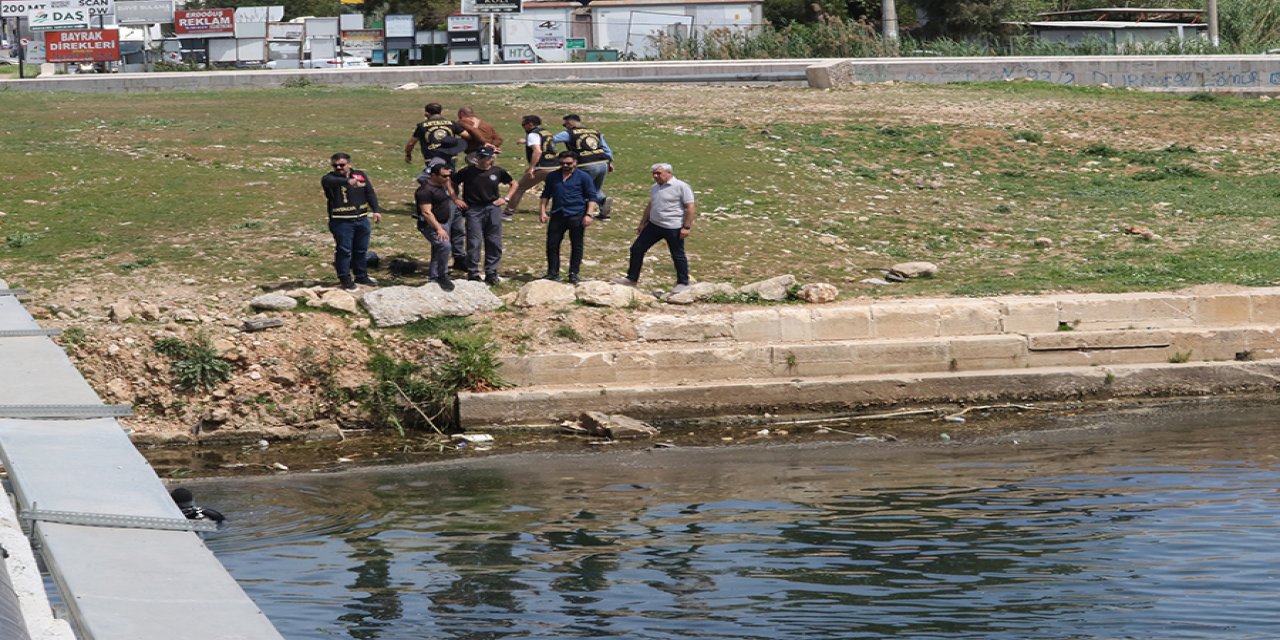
[154,333,233,390]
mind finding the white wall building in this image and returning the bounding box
[500,0,761,62]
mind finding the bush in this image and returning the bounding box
[154,333,233,390]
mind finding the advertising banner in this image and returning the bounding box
[174,8,234,37]
[0,0,47,18]
[114,0,172,24]
[383,13,413,38]
[267,20,303,40]
[72,0,112,18]
[340,28,382,53]
[532,17,565,50]
[462,0,520,13]
[30,1,89,31]
[446,14,479,32]
[45,27,119,61]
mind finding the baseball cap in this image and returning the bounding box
[476,147,495,158]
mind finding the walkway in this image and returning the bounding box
[0,278,284,640]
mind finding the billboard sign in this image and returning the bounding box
[462,0,520,13]
[174,8,234,36]
[72,0,112,18]
[446,14,479,31]
[383,13,413,38]
[267,20,303,40]
[114,0,172,24]
[30,1,89,31]
[341,28,382,53]
[0,0,47,18]
[45,27,119,61]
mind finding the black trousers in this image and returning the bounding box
[627,223,688,285]
[545,215,586,277]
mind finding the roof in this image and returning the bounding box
[1021,21,1208,30]
[1038,7,1205,23]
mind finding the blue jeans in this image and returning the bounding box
[329,216,371,282]
[579,162,608,203]
[628,223,688,285]
[416,215,452,280]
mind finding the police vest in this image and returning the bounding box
[418,117,456,152]
[527,126,559,168]
[567,127,609,165]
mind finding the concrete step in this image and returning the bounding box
[461,359,1280,427]
[500,325,1280,387]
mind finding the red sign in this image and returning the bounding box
[174,8,234,36]
[46,29,119,63]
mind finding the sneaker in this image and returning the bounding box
[541,273,560,281]
[467,273,483,282]
[595,212,611,221]
[437,276,455,292]
[600,196,613,216]
[568,273,581,285]
[611,277,637,287]
[354,276,378,286]
[671,283,692,294]
[501,212,514,222]
[485,273,500,286]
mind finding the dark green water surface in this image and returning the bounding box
[198,402,1280,639]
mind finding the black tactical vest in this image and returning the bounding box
[567,127,608,165]
[418,117,456,152]
[527,126,559,168]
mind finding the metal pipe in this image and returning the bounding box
[1207,0,1219,47]
[0,548,34,640]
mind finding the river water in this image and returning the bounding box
[197,402,1280,639]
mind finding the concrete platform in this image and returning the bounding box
[462,288,1280,426]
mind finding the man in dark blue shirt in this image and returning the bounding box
[539,151,598,284]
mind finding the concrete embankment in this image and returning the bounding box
[459,288,1280,427]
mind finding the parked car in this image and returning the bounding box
[265,55,368,70]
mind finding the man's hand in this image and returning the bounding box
[404,153,413,164]
[583,215,594,228]
[539,212,549,224]
[370,212,382,223]
[438,229,449,242]
[606,162,614,173]
[679,228,690,239]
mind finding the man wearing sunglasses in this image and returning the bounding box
[321,153,382,291]
[539,151,598,284]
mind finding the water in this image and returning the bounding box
[197,402,1280,639]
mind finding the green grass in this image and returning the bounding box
[1,82,1279,301]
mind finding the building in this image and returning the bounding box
[1014,7,1207,50]
[499,0,762,62]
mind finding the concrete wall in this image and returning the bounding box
[807,55,1280,93]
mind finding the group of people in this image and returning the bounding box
[319,102,697,294]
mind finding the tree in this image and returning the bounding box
[909,0,1021,38]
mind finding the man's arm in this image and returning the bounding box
[404,135,418,163]
[680,200,696,238]
[363,174,383,222]
[525,133,542,176]
[551,130,570,144]
[636,200,651,235]
[420,202,448,240]
[582,173,599,217]
[599,134,614,162]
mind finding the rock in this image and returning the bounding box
[171,308,200,323]
[1124,224,1159,241]
[798,283,839,303]
[395,82,420,90]
[664,282,735,305]
[105,378,130,400]
[249,292,298,311]
[212,337,236,356]
[361,280,503,327]
[109,301,134,322]
[888,261,938,278]
[269,370,298,387]
[513,279,576,307]
[205,407,232,424]
[319,290,359,314]
[1034,237,1054,248]
[138,303,162,321]
[576,281,646,308]
[861,277,892,285]
[242,318,284,332]
[739,274,796,301]
[578,411,660,439]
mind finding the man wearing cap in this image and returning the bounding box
[552,114,614,219]
[404,102,468,168]
[539,151,598,284]
[320,152,382,291]
[614,162,696,293]
[452,147,517,285]
[415,162,457,291]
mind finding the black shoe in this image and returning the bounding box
[437,276,455,292]
[568,273,581,285]
[467,273,483,282]
[339,279,357,291]
[541,273,560,281]
[595,212,611,221]
[451,260,467,272]
[485,273,500,286]
[354,276,378,286]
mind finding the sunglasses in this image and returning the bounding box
[332,163,349,168]
[560,162,575,167]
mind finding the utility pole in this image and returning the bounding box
[1207,0,1219,47]
[881,0,899,44]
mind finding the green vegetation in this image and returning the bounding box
[153,333,233,390]
[363,326,505,433]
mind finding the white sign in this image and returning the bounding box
[383,13,413,38]
[24,36,47,62]
[72,0,112,18]
[447,14,479,32]
[502,43,533,61]
[532,17,564,49]
[267,20,303,40]
[0,0,48,18]
[461,0,520,13]
[114,0,172,24]
[30,2,90,31]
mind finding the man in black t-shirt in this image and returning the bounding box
[414,163,457,291]
[452,148,517,285]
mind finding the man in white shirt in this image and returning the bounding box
[614,163,696,293]
[503,115,561,219]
